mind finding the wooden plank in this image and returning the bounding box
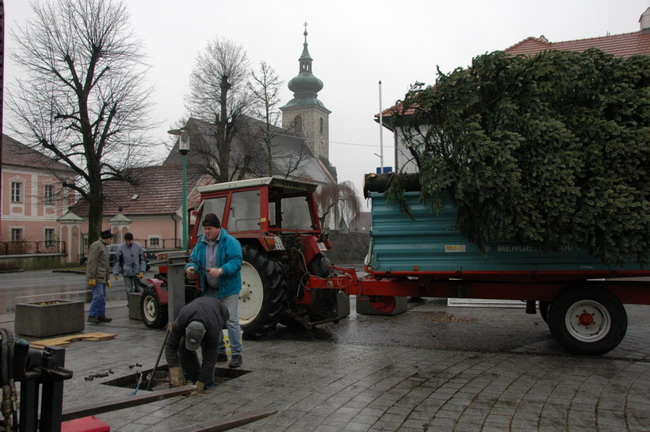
[172,408,277,432]
[30,332,116,349]
[60,385,195,421]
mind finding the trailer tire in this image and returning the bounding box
[239,245,286,339]
[141,286,168,329]
[547,287,626,355]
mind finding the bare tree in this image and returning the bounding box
[316,181,362,229]
[249,61,283,176]
[7,0,155,243]
[186,37,254,182]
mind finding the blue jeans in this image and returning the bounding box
[89,283,107,318]
[218,294,242,356]
[123,276,140,297]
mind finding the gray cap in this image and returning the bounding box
[185,321,206,351]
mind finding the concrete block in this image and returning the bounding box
[356,296,408,316]
[337,291,350,319]
[128,292,142,321]
[15,300,84,337]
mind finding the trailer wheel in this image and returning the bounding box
[547,287,626,355]
[239,245,286,339]
[141,286,168,329]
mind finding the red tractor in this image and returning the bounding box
[140,177,349,338]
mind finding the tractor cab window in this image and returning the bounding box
[280,195,313,230]
[196,197,227,237]
[228,190,260,231]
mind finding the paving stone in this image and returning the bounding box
[6,299,650,431]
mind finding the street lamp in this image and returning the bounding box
[168,128,190,250]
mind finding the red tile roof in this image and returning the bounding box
[71,166,209,217]
[505,31,650,57]
[379,24,650,120]
[2,134,74,174]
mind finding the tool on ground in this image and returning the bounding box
[146,324,171,391]
[130,371,143,396]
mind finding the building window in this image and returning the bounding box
[44,184,55,205]
[319,118,324,134]
[11,182,23,203]
[294,115,302,132]
[11,228,23,241]
[45,229,56,247]
[149,236,161,248]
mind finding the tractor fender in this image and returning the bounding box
[146,278,168,305]
[302,235,321,265]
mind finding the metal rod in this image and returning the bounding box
[181,152,188,250]
[379,80,384,172]
[171,408,277,432]
[146,325,171,391]
[60,385,195,421]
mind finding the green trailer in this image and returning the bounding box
[309,177,650,355]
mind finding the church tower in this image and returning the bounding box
[281,24,331,161]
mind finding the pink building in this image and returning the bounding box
[1,134,80,262]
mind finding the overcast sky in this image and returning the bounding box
[4,0,649,203]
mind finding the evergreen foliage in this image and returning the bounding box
[393,49,650,264]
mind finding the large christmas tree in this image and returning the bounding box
[391,49,650,264]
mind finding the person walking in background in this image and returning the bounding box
[113,232,147,297]
[165,296,229,393]
[87,229,114,323]
[185,213,244,368]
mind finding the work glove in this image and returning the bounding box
[168,367,184,388]
[114,275,119,280]
[87,278,96,288]
[138,272,144,279]
[190,381,205,395]
[106,280,111,289]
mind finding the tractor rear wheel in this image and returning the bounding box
[306,254,339,322]
[280,254,339,329]
[239,245,286,339]
[141,285,168,329]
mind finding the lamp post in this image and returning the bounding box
[168,128,190,250]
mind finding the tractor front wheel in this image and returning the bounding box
[141,285,168,329]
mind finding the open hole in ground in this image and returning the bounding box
[101,365,251,391]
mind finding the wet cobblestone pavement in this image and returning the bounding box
[3,298,650,431]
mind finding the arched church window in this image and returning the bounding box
[319,118,324,134]
[294,116,303,132]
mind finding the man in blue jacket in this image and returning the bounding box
[113,232,147,297]
[185,213,244,368]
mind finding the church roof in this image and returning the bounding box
[164,116,336,185]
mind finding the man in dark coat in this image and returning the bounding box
[164,297,229,393]
[86,229,114,323]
